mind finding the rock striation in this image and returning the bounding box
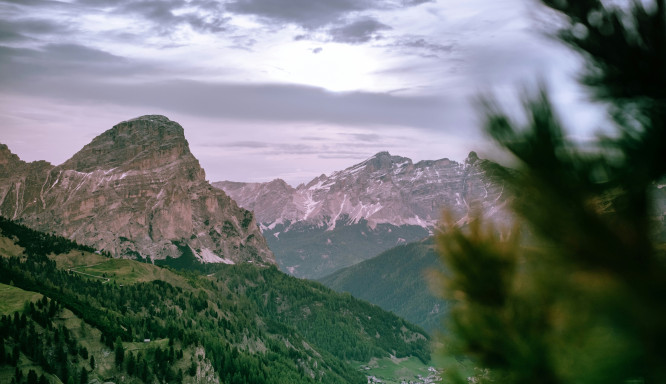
[0,115,274,265]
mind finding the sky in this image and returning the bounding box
[0,0,606,186]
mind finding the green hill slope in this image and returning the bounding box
[319,238,447,333]
[0,216,430,384]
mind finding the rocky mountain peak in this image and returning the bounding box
[363,151,411,172]
[465,151,479,166]
[0,144,23,168]
[267,178,295,191]
[60,115,202,179]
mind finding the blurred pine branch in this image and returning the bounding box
[436,1,666,383]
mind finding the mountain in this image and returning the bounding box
[319,238,447,333]
[0,115,273,265]
[215,151,510,278]
[0,216,430,384]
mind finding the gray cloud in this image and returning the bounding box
[402,0,433,4]
[394,37,454,54]
[204,140,372,158]
[2,0,231,38]
[0,44,151,83]
[214,141,271,148]
[318,152,374,160]
[1,0,65,7]
[204,140,390,160]
[116,0,230,34]
[226,0,430,33]
[85,80,446,129]
[328,17,391,44]
[0,18,71,42]
[347,133,382,142]
[226,0,376,29]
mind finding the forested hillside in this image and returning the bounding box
[320,238,447,332]
[0,216,430,384]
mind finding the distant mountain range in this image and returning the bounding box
[215,151,512,278]
[0,115,274,265]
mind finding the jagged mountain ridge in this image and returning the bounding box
[0,115,274,265]
[214,151,511,278]
[216,151,509,230]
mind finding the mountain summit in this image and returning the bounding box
[214,151,510,278]
[0,115,274,265]
[61,115,201,175]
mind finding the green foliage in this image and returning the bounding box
[114,337,124,366]
[0,216,95,256]
[437,1,666,383]
[0,284,42,316]
[216,264,431,364]
[320,238,447,332]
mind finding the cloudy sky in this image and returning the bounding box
[0,0,604,185]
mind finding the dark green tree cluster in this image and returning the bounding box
[437,1,666,383]
[122,345,183,383]
[0,216,96,256]
[7,368,48,384]
[0,297,89,384]
[224,264,431,364]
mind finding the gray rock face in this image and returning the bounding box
[0,115,274,265]
[215,151,511,231]
[214,151,511,278]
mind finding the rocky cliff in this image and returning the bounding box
[0,115,274,265]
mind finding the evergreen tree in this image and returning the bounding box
[14,367,22,383]
[26,369,38,384]
[12,345,19,366]
[114,336,124,367]
[437,1,666,384]
[80,367,88,384]
[89,355,95,370]
[126,352,135,375]
[79,346,88,360]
